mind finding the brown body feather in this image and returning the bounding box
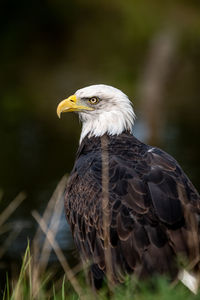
[64,132,200,289]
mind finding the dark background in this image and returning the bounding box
[0,0,200,275]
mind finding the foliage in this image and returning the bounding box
[3,245,200,300]
[1,188,199,299]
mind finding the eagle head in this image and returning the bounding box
[57,84,135,143]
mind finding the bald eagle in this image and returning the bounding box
[57,84,200,289]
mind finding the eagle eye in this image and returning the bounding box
[88,97,99,104]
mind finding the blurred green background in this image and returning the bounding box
[0,0,200,277]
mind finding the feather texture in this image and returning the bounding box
[64,132,200,289]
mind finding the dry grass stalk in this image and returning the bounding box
[0,226,23,259]
[39,175,67,273]
[177,183,200,270]
[31,175,68,292]
[0,192,26,227]
[32,175,67,261]
[170,184,200,294]
[32,210,86,300]
[0,192,26,261]
[0,222,14,235]
[71,260,90,277]
[101,135,114,289]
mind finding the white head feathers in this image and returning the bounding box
[75,84,136,143]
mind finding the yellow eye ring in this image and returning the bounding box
[88,97,99,104]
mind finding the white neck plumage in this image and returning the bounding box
[79,107,135,144]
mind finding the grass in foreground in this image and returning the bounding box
[1,178,200,299]
[2,244,200,300]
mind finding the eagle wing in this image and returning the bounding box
[65,145,200,286]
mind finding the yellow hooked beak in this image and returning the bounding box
[57,95,94,118]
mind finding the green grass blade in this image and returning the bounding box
[62,275,66,300]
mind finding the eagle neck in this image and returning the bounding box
[77,132,142,157]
